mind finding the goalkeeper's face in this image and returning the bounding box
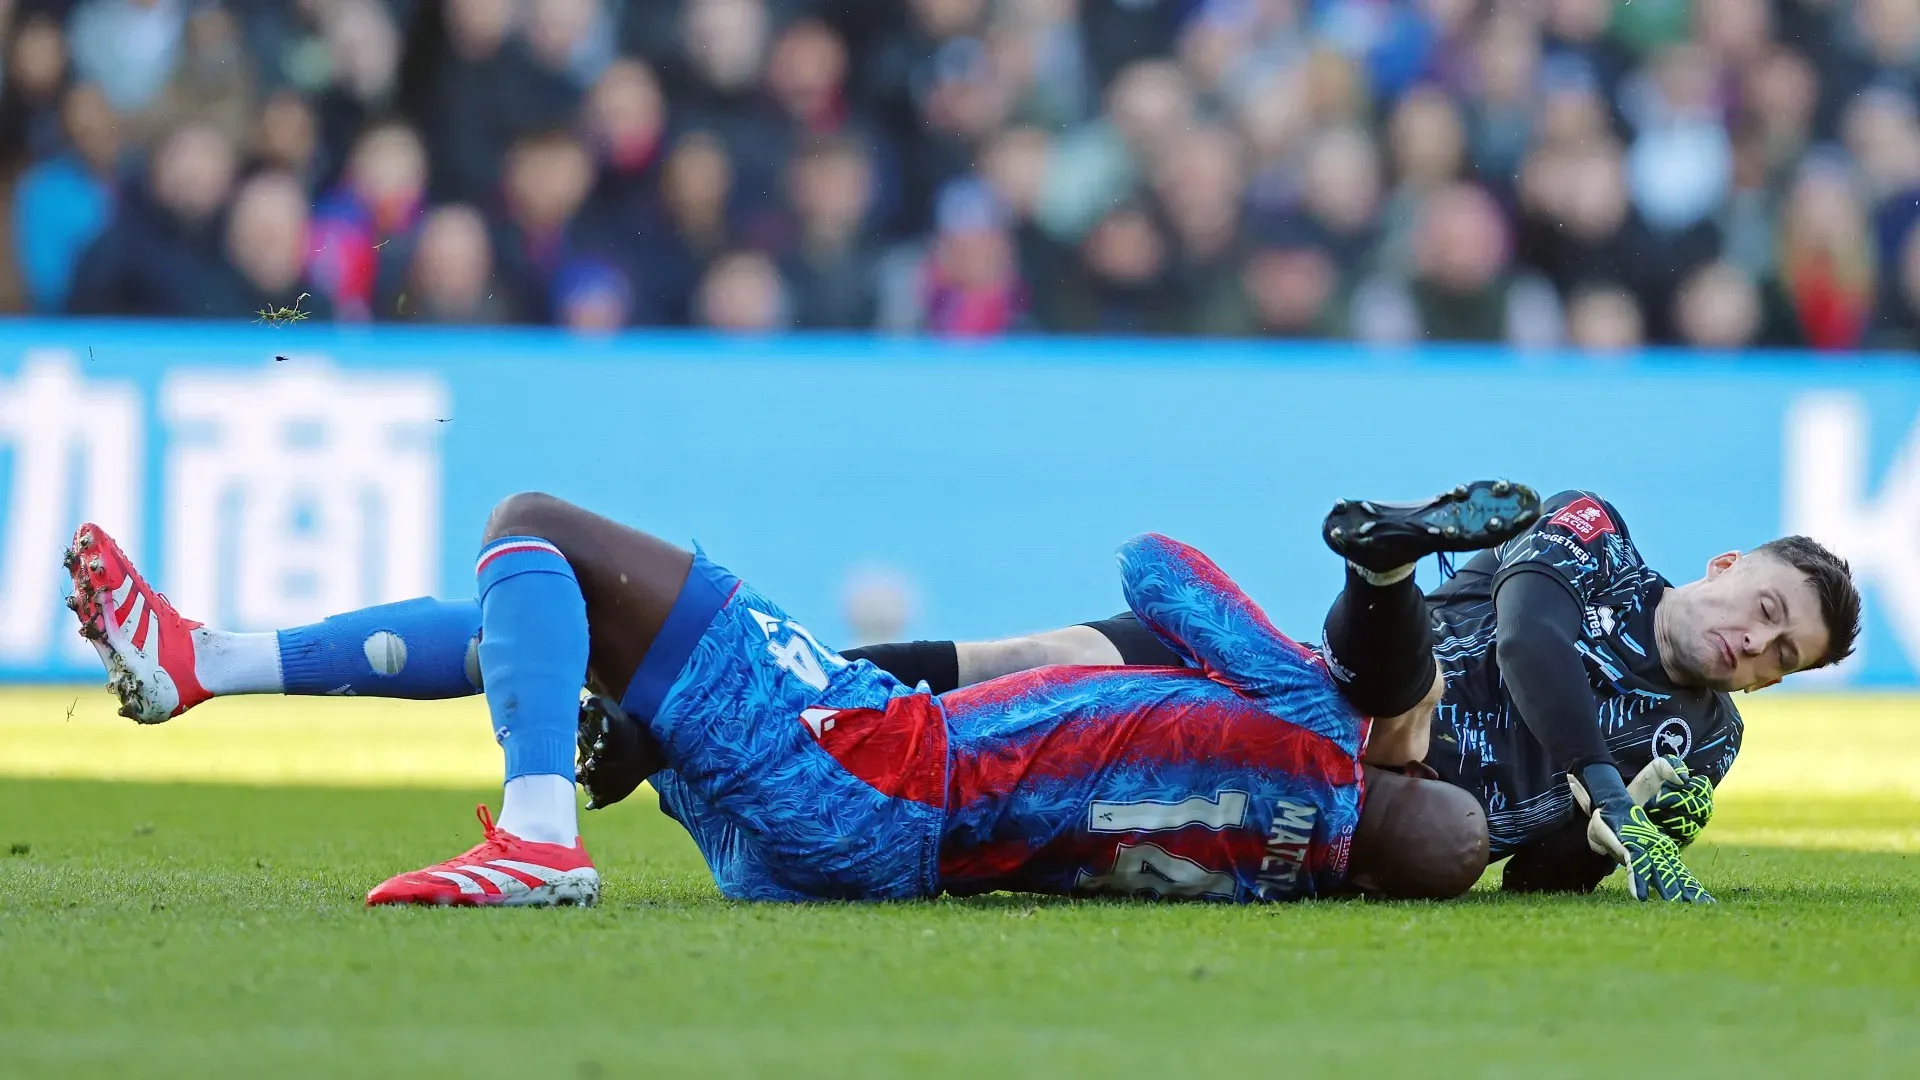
[1665,553,1830,692]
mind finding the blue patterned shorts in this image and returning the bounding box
[622,550,947,902]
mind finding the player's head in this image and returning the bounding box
[1348,767,1488,900]
[1659,535,1861,692]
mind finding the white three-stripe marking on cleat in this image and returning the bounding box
[427,870,486,895]
[455,864,532,895]
[490,859,567,884]
[120,591,145,638]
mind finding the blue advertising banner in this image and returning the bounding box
[1,321,1917,685]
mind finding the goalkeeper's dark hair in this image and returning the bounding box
[1750,535,1861,670]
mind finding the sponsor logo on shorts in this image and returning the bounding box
[1652,717,1693,760]
[1549,496,1617,543]
[1255,798,1318,898]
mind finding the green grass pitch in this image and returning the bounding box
[3,779,1918,1079]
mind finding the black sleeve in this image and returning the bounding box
[1080,613,1185,667]
[1493,569,1616,775]
[841,640,960,695]
[1501,816,1615,893]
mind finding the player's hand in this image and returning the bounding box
[575,694,663,810]
[1568,763,1715,904]
[1626,755,1714,847]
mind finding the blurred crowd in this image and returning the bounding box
[4,0,1920,351]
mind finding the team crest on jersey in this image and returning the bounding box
[1549,496,1617,542]
[1651,717,1692,760]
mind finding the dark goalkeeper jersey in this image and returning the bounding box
[1424,490,1745,858]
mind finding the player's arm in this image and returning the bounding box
[1118,534,1364,760]
[1493,569,1618,786]
[1495,569,1711,901]
[1118,533,1300,696]
[841,625,1129,694]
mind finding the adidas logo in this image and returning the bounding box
[423,858,573,897]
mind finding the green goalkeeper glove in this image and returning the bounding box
[1626,755,1715,847]
[1568,763,1715,904]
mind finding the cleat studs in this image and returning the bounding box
[77,532,94,549]
[64,595,78,611]
[1359,501,1378,515]
[1443,525,1462,538]
[88,558,104,574]
[1487,517,1505,531]
[1328,526,1346,543]
[61,550,78,571]
[1491,480,1512,497]
[1357,521,1377,536]
[1331,499,1349,514]
[1451,485,1469,500]
[1427,526,1442,536]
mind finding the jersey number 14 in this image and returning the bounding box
[1076,791,1249,901]
[750,608,847,691]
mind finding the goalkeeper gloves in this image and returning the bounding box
[1568,762,1715,904]
[1626,755,1715,847]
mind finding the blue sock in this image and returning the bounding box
[477,536,588,782]
[277,598,482,698]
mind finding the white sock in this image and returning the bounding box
[1349,561,1415,587]
[497,774,579,846]
[191,630,285,696]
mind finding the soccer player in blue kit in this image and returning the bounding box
[64,485,1508,906]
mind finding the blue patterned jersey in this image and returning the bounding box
[936,534,1370,902]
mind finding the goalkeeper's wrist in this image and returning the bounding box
[1577,762,1634,819]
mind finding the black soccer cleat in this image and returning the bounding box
[576,693,666,811]
[1323,479,1541,574]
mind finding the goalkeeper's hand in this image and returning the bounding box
[1626,755,1715,846]
[1568,762,1715,903]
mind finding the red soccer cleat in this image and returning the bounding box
[366,805,601,908]
[64,522,210,724]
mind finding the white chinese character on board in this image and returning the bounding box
[0,352,143,665]
[162,360,449,630]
